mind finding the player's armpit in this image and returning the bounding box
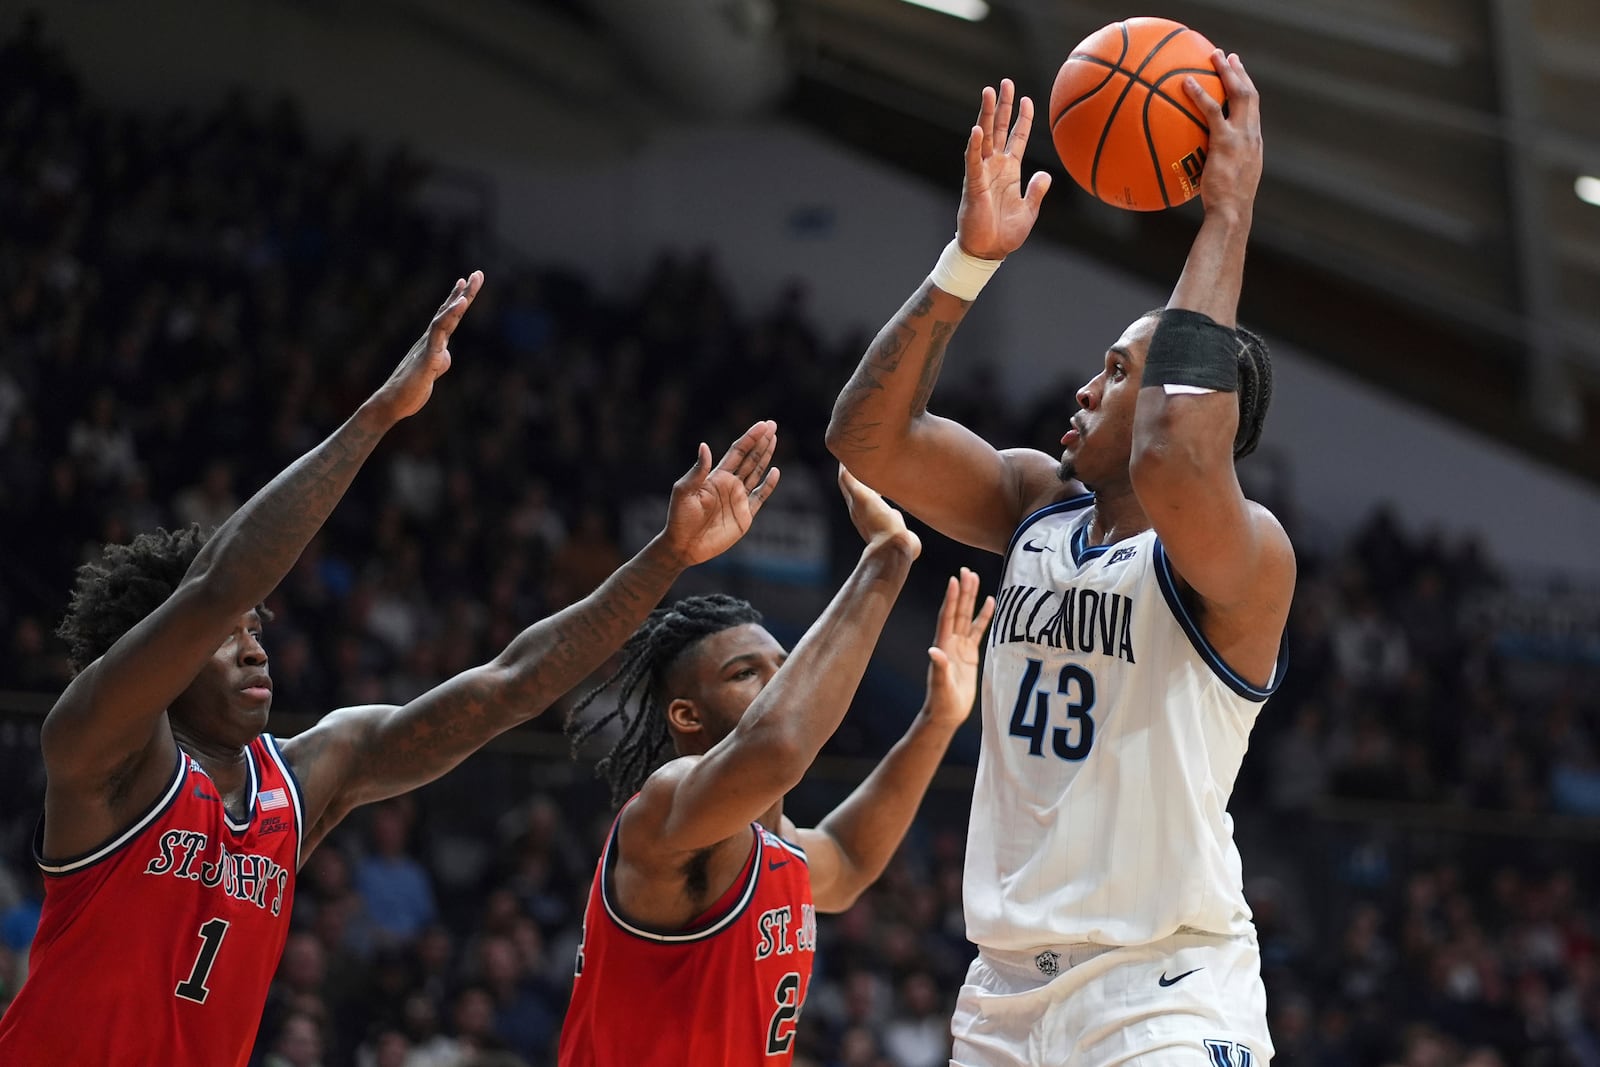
[277,704,387,843]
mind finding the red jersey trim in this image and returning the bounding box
[766,833,809,864]
[259,734,306,869]
[33,750,187,876]
[599,816,762,944]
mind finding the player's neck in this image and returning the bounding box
[756,799,783,835]
[172,726,252,794]
[1087,485,1150,547]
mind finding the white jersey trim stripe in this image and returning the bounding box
[261,734,306,870]
[222,744,260,833]
[768,834,809,864]
[599,817,763,944]
[1153,540,1286,701]
[35,751,188,875]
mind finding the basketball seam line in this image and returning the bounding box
[1049,65,1209,137]
[1086,21,1133,202]
[1050,23,1130,129]
[1089,24,1190,205]
[1141,66,1216,208]
[1068,53,1216,103]
[1051,66,1122,127]
[1142,82,1173,209]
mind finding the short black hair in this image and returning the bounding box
[565,594,763,807]
[56,526,272,673]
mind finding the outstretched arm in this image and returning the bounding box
[41,275,481,841]
[787,567,993,912]
[1130,53,1293,683]
[826,80,1059,555]
[283,423,781,850]
[621,469,920,862]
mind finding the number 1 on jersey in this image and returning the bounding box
[175,917,230,1004]
[1007,658,1096,760]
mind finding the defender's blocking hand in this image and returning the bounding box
[369,271,484,423]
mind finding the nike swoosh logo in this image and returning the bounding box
[1158,967,1202,987]
[767,859,790,871]
[1022,539,1054,553]
[193,786,221,802]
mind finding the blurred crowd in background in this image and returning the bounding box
[1,16,1598,1067]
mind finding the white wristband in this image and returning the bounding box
[928,239,1002,301]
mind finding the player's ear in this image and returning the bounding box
[665,697,703,736]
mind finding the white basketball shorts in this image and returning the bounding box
[950,929,1272,1067]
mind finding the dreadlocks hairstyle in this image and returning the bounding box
[56,525,273,674]
[1134,308,1273,460]
[1233,325,1273,460]
[565,594,763,807]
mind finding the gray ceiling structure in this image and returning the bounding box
[556,0,1600,484]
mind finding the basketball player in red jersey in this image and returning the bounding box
[0,271,784,1067]
[558,467,993,1067]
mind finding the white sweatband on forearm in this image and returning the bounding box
[928,239,1003,301]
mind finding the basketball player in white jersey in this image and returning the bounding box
[826,52,1290,1065]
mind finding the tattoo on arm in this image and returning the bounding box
[201,419,382,601]
[868,322,915,375]
[829,416,885,455]
[829,284,950,455]
[910,321,954,417]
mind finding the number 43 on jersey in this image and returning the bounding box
[1008,658,1096,761]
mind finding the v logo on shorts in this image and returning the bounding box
[1157,967,1202,987]
[1204,1038,1255,1067]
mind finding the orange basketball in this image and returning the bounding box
[1048,17,1225,211]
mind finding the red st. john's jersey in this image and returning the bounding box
[559,804,816,1067]
[0,734,303,1067]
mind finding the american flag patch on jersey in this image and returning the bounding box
[259,788,289,811]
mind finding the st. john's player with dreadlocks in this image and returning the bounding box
[0,266,785,1067]
[558,467,994,1067]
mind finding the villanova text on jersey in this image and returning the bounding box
[966,496,1287,952]
[989,581,1137,663]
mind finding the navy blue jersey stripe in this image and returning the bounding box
[1070,523,1114,567]
[599,808,764,944]
[35,751,188,875]
[222,743,260,834]
[1153,540,1287,701]
[262,735,306,870]
[1002,494,1095,574]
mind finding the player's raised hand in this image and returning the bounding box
[957,78,1053,261]
[838,466,921,559]
[923,567,995,729]
[660,420,781,566]
[368,271,484,423]
[1183,51,1262,218]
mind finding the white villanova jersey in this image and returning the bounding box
[965,494,1285,951]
